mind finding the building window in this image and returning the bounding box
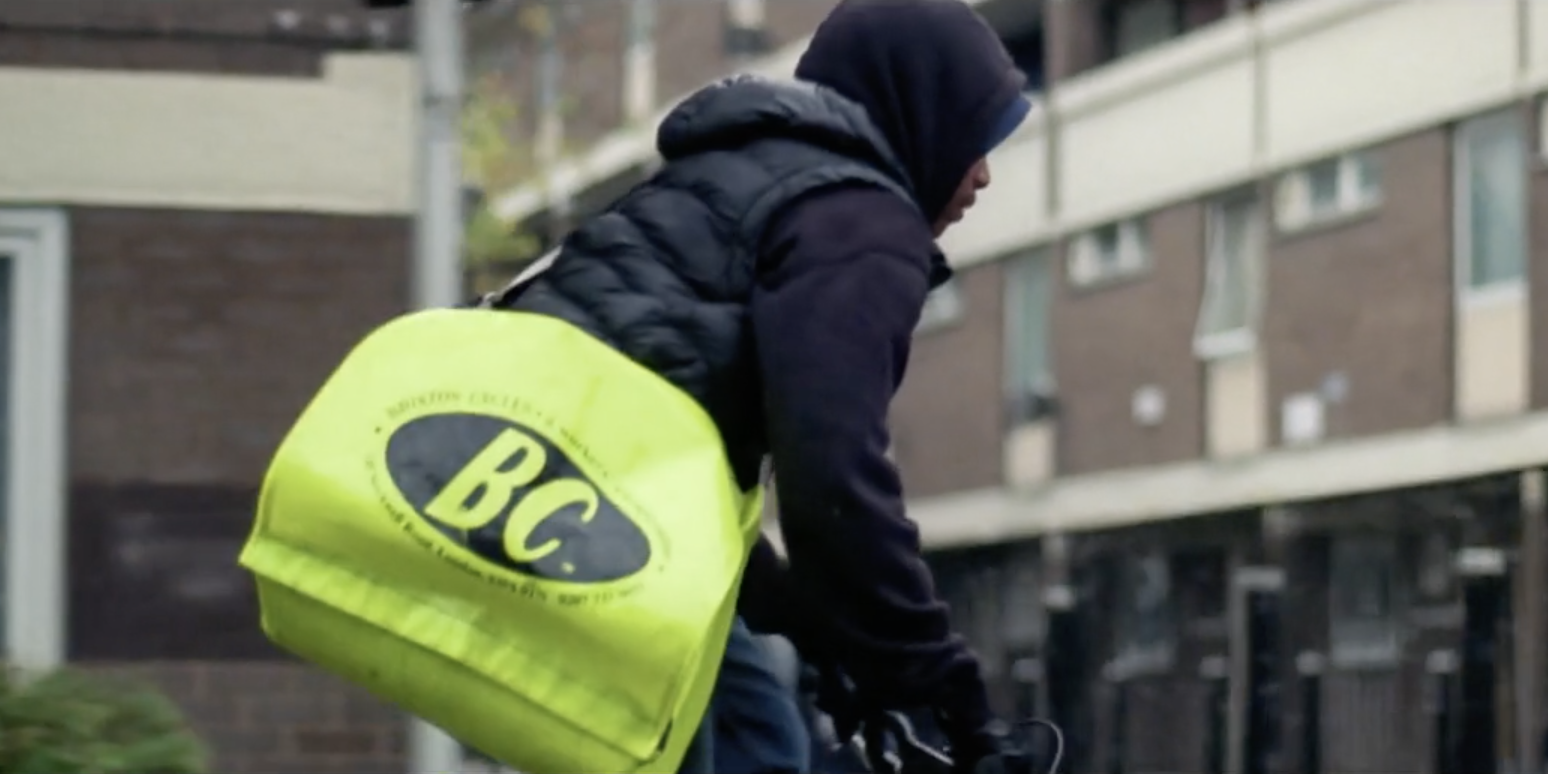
[916,279,966,334]
[1005,248,1054,424]
[1115,551,1176,677]
[1066,218,1149,288]
[723,0,769,57]
[1455,109,1527,294]
[1107,0,1181,59]
[1329,535,1402,668]
[1195,190,1263,360]
[1275,150,1381,232]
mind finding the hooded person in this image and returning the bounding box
[485,0,1031,771]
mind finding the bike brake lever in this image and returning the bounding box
[851,711,954,774]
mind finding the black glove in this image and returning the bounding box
[939,717,1006,774]
[959,719,1063,774]
[969,751,1038,774]
[808,661,866,741]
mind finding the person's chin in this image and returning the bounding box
[933,212,966,237]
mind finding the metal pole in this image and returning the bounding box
[409,1,468,770]
[412,0,466,311]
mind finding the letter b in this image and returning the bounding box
[425,428,546,529]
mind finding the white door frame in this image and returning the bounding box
[0,209,69,671]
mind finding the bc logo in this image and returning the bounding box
[383,412,651,583]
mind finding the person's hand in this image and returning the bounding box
[938,717,1005,774]
[808,661,867,741]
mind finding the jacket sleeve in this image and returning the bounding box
[748,186,991,731]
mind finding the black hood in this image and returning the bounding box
[795,0,1026,223]
[657,75,914,196]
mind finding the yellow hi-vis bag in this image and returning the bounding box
[237,308,764,774]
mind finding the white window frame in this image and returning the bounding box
[1274,150,1381,233]
[1004,248,1054,409]
[1194,190,1263,361]
[1453,109,1528,307]
[916,278,966,335]
[1066,218,1149,289]
[0,209,69,671]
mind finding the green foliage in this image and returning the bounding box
[465,202,540,267]
[462,71,541,268]
[0,667,209,774]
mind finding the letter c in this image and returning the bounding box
[502,478,598,566]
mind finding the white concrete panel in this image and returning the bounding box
[1264,0,1518,168]
[1456,291,1531,421]
[1205,352,1266,458]
[0,53,415,214]
[914,409,1548,547]
[1526,0,1548,84]
[1057,52,1255,229]
[1003,420,1055,490]
[940,122,1051,266]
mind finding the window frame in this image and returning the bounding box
[1453,108,1528,305]
[1066,218,1150,289]
[1004,247,1055,424]
[1194,189,1263,361]
[0,209,69,671]
[1274,150,1382,234]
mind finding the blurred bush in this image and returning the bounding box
[0,666,209,774]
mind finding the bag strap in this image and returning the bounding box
[477,248,560,309]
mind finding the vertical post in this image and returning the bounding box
[1295,652,1323,774]
[409,1,467,771]
[1044,582,1083,773]
[1105,664,1129,774]
[412,0,466,311]
[1202,655,1230,774]
[1238,567,1284,774]
[1456,546,1507,774]
[1517,470,1545,774]
[1428,649,1459,774]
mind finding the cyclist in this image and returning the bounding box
[489,0,1031,771]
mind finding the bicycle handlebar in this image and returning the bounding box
[842,711,1065,774]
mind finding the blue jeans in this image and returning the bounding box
[677,617,810,774]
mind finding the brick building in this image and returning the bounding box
[522,0,1548,771]
[0,1,420,771]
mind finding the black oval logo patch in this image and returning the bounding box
[384,412,650,583]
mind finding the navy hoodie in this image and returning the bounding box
[739,0,1028,750]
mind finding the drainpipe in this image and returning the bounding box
[408,0,467,770]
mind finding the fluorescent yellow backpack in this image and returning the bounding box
[238,307,763,773]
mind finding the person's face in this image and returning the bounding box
[932,157,992,237]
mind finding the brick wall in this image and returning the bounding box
[1051,202,1207,475]
[66,206,412,771]
[1262,130,1453,442]
[892,262,1008,497]
[84,662,407,774]
[0,0,408,77]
